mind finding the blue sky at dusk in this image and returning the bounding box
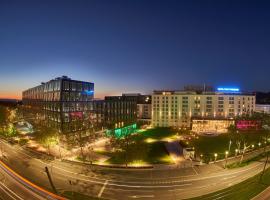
[1,0,270,99]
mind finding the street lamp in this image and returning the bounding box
[225,151,229,168]
[200,154,203,165]
[228,140,232,155]
[258,142,261,148]
[252,144,254,148]
[214,153,218,162]
[235,149,238,157]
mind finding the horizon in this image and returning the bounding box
[1,1,270,99]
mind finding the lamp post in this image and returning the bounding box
[228,140,232,155]
[225,151,229,168]
[235,149,238,157]
[200,154,203,165]
[214,153,217,163]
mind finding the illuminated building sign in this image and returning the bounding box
[106,123,137,138]
[236,120,261,130]
[70,112,83,119]
[217,87,240,92]
[82,90,94,95]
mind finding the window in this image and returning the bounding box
[63,81,70,91]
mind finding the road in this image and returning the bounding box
[0,139,269,200]
[0,162,47,200]
[252,186,270,200]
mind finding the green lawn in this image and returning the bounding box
[97,128,270,165]
[97,128,176,165]
[188,166,270,200]
[189,131,269,162]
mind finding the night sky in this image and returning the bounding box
[1,0,270,99]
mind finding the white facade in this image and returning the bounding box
[152,91,255,128]
[255,104,270,114]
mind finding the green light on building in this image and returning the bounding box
[106,123,137,138]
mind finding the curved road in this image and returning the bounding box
[0,140,269,200]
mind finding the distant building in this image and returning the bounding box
[121,93,152,124]
[22,76,94,133]
[152,87,256,131]
[255,104,270,114]
[93,95,137,129]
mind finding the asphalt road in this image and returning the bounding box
[0,159,46,200]
[0,140,269,200]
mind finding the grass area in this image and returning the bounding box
[188,166,270,200]
[189,131,269,163]
[227,151,270,169]
[95,127,270,165]
[96,128,176,165]
[63,191,106,200]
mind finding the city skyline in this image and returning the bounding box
[1,0,270,99]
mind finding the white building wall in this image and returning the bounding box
[152,91,255,128]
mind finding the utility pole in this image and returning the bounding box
[260,152,269,182]
[45,166,57,193]
[69,180,74,199]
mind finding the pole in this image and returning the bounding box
[260,152,269,182]
[45,166,57,193]
[228,140,232,155]
[69,180,74,199]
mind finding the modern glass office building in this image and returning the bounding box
[22,76,94,133]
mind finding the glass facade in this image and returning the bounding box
[22,76,94,133]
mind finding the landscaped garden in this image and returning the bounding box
[95,127,179,165]
[189,130,270,163]
[94,124,270,166]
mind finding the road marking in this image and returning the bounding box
[192,166,198,175]
[98,180,108,198]
[0,183,17,200]
[0,182,24,200]
[128,195,154,198]
[222,175,236,180]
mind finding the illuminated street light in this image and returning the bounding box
[252,144,254,148]
[225,151,229,168]
[235,149,239,157]
[200,154,203,165]
[258,142,261,147]
[228,140,232,154]
[214,153,218,162]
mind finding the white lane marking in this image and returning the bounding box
[2,139,268,188]
[192,166,198,175]
[0,182,24,200]
[222,175,236,180]
[129,195,154,199]
[0,183,17,200]
[98,180,108,198]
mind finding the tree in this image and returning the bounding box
[0,106,8,133]
[110,133,132,167]
[86,130,99,164]
[35,126,59,155]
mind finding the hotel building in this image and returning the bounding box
[152,87,256,132]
